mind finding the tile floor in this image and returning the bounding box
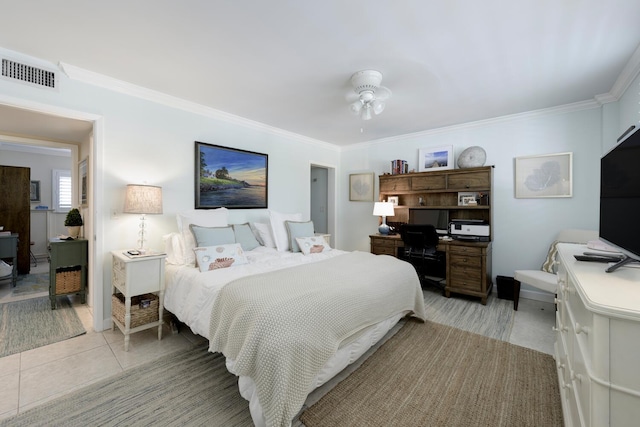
[0,266,556,422]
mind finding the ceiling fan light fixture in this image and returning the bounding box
[347,69,391,121]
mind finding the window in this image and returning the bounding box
[52,169,72,212]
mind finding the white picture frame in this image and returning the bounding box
[349,172,374,202]
[418,145,454,172]
[457,191,478,206]
[514,152,573,198]
[387,196,399,206]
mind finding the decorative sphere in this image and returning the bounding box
[457,146,487,168]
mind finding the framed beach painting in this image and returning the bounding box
[418,145,454,172]
[195,141,268,209]
[514,152,572,198]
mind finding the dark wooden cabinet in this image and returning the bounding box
[49,238,88,309]
[0,166,31,274]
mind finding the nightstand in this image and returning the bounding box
[49,238,88,309]
[111,251,166,351]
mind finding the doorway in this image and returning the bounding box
[310,164,336,246]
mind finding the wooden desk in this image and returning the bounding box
[0,233,18,287]
[370,234,492,304]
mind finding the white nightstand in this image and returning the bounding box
[111,250,166,351]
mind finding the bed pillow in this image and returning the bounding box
[295,236,332,255]
[193,243,248,272]
[189,225,235,248]
[162,232,187,265]
[252,222,276,248]
[285,220,315,253]
[269,210,303,251]
[177,208,229,265]
[232,223,261,251]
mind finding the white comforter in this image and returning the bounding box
[164,247,349,337]
[164,247,425,427]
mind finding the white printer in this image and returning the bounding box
[449,219,490,242]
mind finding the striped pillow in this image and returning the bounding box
[541,240,560,274]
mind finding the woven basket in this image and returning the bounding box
[112,292,159,328]
[55,267,81,294]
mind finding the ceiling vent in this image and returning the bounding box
[1,58,57,90]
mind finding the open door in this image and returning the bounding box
[0,165,31,273]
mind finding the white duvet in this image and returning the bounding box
[164,247,424,426]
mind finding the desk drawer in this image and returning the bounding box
[372,246,398,256]
[449,253,482,269]
[448,245,483,256]
[449,274,482,291]
[370,237,400,248]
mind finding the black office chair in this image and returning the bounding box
[398,224,445,290]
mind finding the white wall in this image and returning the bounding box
[338,106,603,287]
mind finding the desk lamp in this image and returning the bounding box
[373,202,395,235]
[123,184,163,253]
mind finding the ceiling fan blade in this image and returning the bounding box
[375,86,392,100]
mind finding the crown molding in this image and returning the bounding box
[59,62,340,152]
[344,99,601,151]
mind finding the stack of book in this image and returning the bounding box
[391,159,408,175]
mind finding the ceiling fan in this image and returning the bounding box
[347,70,392,121]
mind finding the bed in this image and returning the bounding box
[162,209,426,427]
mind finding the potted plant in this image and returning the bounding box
[64,208,83,238]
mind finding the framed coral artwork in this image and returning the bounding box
[349,172,374,202]
[514,152,573,198]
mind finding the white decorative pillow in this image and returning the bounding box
[177,208,229,265]
[295,236,331,255]
[162,232,187,265]
[193,243,248,272]
[286,220,315,253]
[252,222,276,248]
[269,210,302,251]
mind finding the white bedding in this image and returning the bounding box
[164,246,425,426]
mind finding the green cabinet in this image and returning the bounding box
[48,238,88,309]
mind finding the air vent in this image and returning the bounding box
[1,58,57,89]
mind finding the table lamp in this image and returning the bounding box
[123,184,163,253]
[373,202,395,235]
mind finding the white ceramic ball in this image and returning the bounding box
[457,146,487,168]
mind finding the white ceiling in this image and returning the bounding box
[1,0,640,146]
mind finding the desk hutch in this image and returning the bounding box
[371,166,493,304]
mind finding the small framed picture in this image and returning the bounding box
[458,191,478,206]
[418,145,454,172]
[387,196,399,206]
[349,172,375,201]
[30,180,40,202]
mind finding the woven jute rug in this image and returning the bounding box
[300,320,563,427]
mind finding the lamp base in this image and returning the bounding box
[378,223,390,235]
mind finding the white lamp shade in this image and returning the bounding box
[123,184,163,214]
[373,202,395,217]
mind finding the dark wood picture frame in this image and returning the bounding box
[195,141,268,209]
[30,180,40,202]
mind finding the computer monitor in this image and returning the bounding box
[408,209,449,235]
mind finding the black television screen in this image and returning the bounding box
[409,209,449,234]
[600,126,640,272]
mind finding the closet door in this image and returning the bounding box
[0,165,30,274]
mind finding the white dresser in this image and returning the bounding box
[555,243,640,426]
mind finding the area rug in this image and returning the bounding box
[11,272,49,296]
[300,320,562,427]
[0,345,253,427]
[423,289,514,341]
[0,296,86,357]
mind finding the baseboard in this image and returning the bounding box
[491,285,555,304]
